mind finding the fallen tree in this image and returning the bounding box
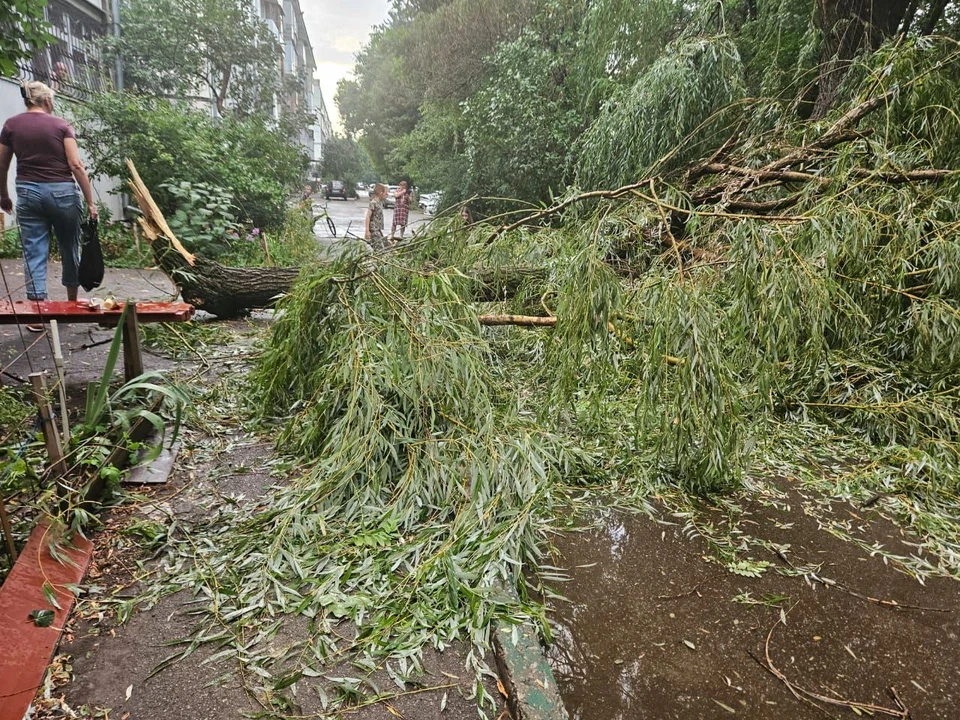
[131,82,958,321]
[138,37,960,712]
[128,161,301,318]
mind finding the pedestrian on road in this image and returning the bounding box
[0,80,98,329]
[365,183,388,250]
[390,180,411,240]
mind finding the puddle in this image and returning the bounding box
[546,507,960,719]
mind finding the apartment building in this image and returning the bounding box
[256,0,323,163]
[2,0,327,190]
[0,0,121,217]
[311,79,333,167]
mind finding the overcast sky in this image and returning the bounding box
[301,0,392,131]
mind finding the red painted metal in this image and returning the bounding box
[0,523,93,720]
[0,300,195,325]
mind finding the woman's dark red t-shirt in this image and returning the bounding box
[0,112,76,183]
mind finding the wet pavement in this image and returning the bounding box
[311,190,431,247]
[546,499,960,719]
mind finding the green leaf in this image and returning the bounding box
[30,609,55,627]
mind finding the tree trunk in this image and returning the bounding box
[919,0,949,34]
[151,236,301,318]
[811,0,911,119]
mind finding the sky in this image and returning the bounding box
[301,0,392,131]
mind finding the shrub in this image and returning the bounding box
[161,181,240,258]
[74,93,308,233]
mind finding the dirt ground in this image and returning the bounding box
[548,490,960,719]
[1,260,506,720]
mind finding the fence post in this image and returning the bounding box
[122,303,143,383]
[30,373,67,494]
[49,320,71,445]
[0,501,16,562]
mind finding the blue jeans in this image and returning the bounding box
[15,181,82,300]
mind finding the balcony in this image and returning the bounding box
[16,0,110,103]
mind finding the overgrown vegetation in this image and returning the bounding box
[340,0,960,212]
[0,316,188,582]
[128,21,960,713]
[0,0,54,77]
[75,94,308,233]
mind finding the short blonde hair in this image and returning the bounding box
[373,183,387,198]
[22,81,54,108]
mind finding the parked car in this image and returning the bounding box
[420,191,442,215]
[324,180,348,200]
[383,185,399,209]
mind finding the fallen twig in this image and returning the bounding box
[657,577,709,600]
[758,605,911,718]
[478,314,557,327]
[807,573,951,613]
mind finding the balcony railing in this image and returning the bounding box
[15,0,111,103]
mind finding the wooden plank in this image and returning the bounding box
[123,438,180,486]
[0,300,194,324]
[83,398,164,506]
[0,523,94,720]
[122,304,144,382]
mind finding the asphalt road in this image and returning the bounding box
[311,190,430,246]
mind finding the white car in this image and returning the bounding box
[419,191,441,215]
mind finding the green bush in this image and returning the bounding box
[161,181,240,258]
[74,93,309,233]
[225,206,319,267]
[0,226,19,258]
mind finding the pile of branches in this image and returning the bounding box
[139,39,960,712]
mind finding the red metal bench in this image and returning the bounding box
[0,300,194,324]
[0,300,195,380]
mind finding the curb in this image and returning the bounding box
[493,621,569,720]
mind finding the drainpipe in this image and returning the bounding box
[111,0,123,91]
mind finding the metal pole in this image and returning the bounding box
[111,0,124,92]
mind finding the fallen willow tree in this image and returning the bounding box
[143,39,960,714]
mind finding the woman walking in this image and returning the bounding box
[364,183,388,250]
[0,81,98,326]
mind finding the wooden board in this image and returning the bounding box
[0,300,194,324]
[0,524,94,720]
[123,438,181,485]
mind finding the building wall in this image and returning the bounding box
[310,79,333,168]
[0,0,124,231]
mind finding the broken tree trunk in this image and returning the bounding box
[128,160,302,318]
[149,235,301,318]
[129,159,551,316]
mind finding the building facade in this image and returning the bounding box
[2,0,328,226]
[1,0,122,220]
[256,0,323,163]
[310,79,333,169]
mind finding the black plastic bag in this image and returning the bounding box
[78,217,104,292]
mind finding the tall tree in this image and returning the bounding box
[811,0,912,117]
[109,0,282,116]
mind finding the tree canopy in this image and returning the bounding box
[107,0,284,115]
[336,0,960,211]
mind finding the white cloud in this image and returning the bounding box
[300,0,391,130]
